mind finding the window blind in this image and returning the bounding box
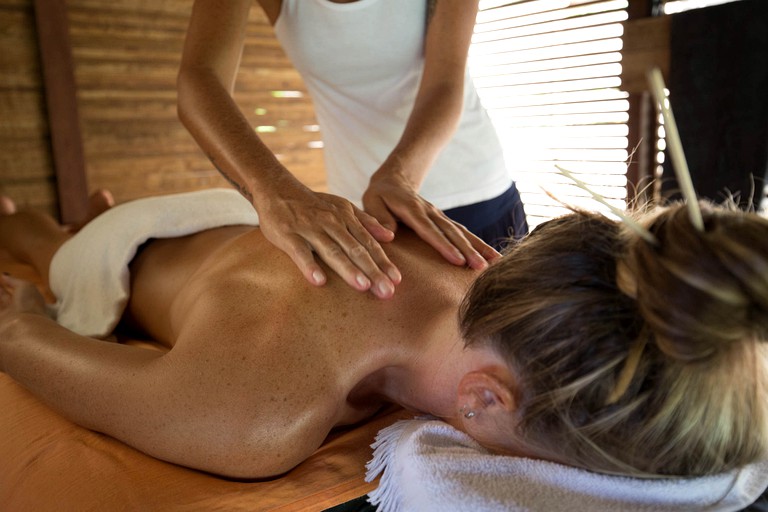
[470,0,630,229]
[662,0,741,14]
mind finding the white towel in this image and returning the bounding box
[49,188,259,338]
[366,418,768,512]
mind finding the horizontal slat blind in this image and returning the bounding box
[662,0,741,14]
[470,0,630,228]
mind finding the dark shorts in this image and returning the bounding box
[443,183,529,251]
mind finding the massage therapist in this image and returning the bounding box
[177,0,528,299]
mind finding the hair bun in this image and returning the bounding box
[629,204,768,361]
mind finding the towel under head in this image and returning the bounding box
[366,418,768,512]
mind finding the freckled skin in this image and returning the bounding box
[115,225,478,476]
[0,204,493,478]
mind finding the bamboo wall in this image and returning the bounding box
[0,0,325,220]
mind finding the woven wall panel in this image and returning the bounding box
[0,0,326,218]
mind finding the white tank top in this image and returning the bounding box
[274,0,512,210]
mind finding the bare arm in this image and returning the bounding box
[363,0,499,269]
[0,278,322,478]
[178,0,400,299]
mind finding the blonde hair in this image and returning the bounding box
[460,203,768,477]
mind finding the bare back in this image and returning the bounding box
[124,225,478,473]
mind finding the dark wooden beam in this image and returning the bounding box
[33,0,88,224]
[624,0,665,205]
[626,92,656,205]
[627,0,655,20]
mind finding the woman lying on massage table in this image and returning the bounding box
[0,188,766,481]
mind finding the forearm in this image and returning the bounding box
[0,313,163,433]
[376,0,477,190]
[1,313,240,476]
[177,67,401,296]
[0,312,315,478]
[382,82,464,189]
[177,67,308,207]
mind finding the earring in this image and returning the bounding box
[459,405,476,419]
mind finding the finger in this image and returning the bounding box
[346,220,402,288]
[356,209,395,243]
[375,196,471,266]
[429,213,497,270]
[394,206,468,266]
[364,196,398,233]
[308,203,399,296]
[309,231,377,294]
[354,211,401,283]
[326,232,398,299]
[280,235,327,287]
[473,237,502,262]
[311,223,399,299]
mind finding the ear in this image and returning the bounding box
[456,367,516,425]
[455,367,520,451]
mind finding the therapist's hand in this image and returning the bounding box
[362,170,499,270]
[257,182,402,299]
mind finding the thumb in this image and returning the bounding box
[357,208,396,242]
[364,197,398,234]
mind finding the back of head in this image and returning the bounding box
[460,203,768,477]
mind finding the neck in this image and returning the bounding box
[374,309,478,420]
[351,232,485,419]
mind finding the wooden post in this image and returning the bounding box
[623,0,661,205]
[33,0,88,224]
[626,92,656,205]
[627,0,655,19]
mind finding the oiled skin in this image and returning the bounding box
[1,221,479,478]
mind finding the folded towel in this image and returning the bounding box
[365,418,768,512]
[49,188,259,338]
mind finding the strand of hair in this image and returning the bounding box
[556,166,658,245]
